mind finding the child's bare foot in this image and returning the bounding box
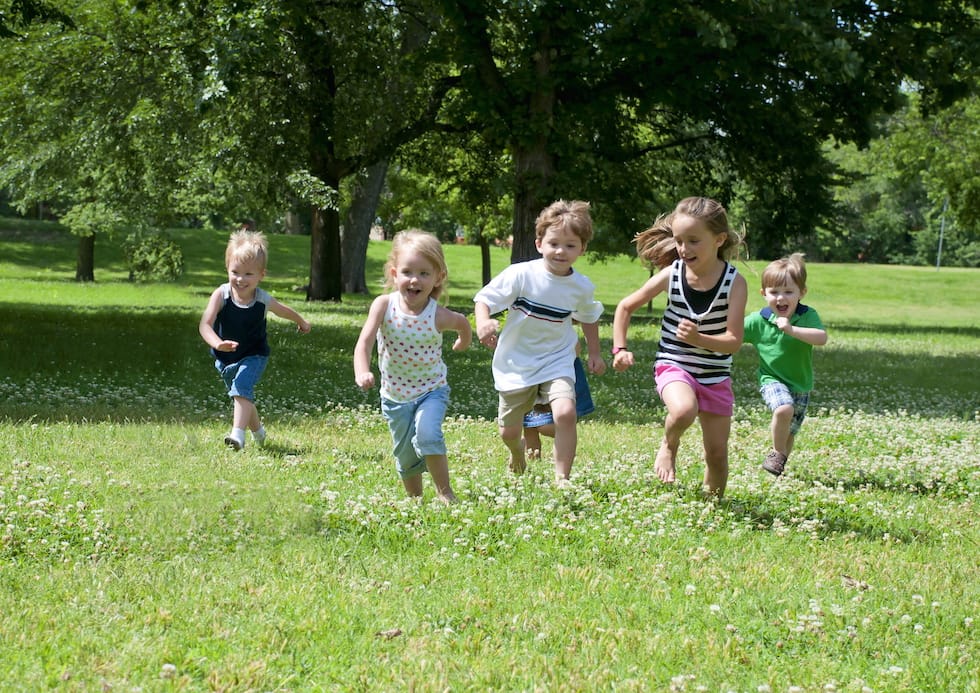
[508,439,527,475]
[554,475,573,490]
[654,443,676,484]
[437,491,459,505]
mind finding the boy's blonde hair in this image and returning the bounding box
[535,200,594,244]
[762,252,808,291]
[383,229,449,301]
[634,196,744,270]
[226,229,269,270]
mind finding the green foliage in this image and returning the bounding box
[820,95,980,267]
[122,232,184,282]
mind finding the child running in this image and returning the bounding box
[353,230,472,504]
[474,199,605,484]
[612,197,747,497]
[199,228,311,450]
[743,253,828,476]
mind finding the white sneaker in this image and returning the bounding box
[252,427,267,445]
[224,433,245,451]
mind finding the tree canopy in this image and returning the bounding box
[2,0,978,288]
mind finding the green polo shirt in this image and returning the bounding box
[743,305,824,392]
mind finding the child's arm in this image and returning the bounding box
[199,287,239,352]
[676,272,748,354]
[268,298,312,333]
[579,321,606,376]
[612,268,670,371]
[436,307,473,352]
[776,318,828,346]
[353,295,388,390]
[474,301,501,350]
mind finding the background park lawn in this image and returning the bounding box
[0,222,977,691]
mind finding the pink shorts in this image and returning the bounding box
[654,363,734,417]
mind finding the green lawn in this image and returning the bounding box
[0,221,977,691]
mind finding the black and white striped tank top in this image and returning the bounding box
[655,259,738,384]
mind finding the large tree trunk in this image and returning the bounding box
[510,142,555,264]
[308,197,343,302]
[75,233,95,282]
[478,227,492,287]
[342,159,389,294]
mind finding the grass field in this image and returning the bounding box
[0,220,978,691]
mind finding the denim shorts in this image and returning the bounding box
[760,381,810,434]
[381,385,450,479]
[215,355,268,401]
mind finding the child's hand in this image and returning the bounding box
[477,320,500,349]
[355,372,376,390]
[215,340,239,352]
[675,318,700,344]
[452,334,470,352]
[612,350,634,372]
[588,354,607,376]
[297,320,312,334]
[775,316,790,332]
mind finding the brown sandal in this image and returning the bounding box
[763,449,787,476]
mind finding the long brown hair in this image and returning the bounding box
[634,197,744,269]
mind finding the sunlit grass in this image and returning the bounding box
[0,220,978,690]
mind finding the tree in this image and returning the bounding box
[821,94,980,266]
[1,0,456,297]
[0,0,204,280]
[434,1,980,262]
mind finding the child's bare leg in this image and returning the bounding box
[656,383,698,484]
[524,427,542,460]
[551,398,577,481]
[401,474,424,498]
[500,424,526,474]
[425,454,458,504]
[233,396,260,431]
[699,412,731,498]
[770,404,794,456]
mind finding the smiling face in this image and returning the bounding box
[762,280,806,318]
[390,248,444,313]
[536,225,586,276]
[671,213,726,274]
[226,257,266,302]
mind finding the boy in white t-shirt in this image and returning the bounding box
[474,200,606,484]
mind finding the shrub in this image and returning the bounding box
[124,232,184,281]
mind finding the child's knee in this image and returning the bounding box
[499,424,523,442]
[773,404,795,422]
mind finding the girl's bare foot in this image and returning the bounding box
[437,491,459,505]
[654,443,677,483]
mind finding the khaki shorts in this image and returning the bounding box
[497,377,575,429]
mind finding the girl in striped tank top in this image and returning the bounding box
[612,198,747,498]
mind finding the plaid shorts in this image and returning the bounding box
[760,381,810,435]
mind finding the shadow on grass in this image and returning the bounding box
[1,301,978,423]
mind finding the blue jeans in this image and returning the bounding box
[381,385,450,479]
[215,355,268,401]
